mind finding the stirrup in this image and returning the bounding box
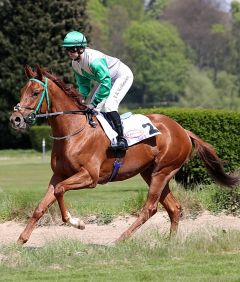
[109,138,128,151]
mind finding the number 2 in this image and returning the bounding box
[142,123,159,135]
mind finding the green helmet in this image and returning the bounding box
[62,31,87,47]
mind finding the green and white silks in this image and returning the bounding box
[72,48,133,112]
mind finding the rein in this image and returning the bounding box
[50,114,89,140]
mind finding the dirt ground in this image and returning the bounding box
[1,211,240,247]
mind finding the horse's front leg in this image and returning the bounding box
[18,174,62,244]
[54,167,96,229]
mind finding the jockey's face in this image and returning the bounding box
[66,46,84,61]
[67,50,79,60]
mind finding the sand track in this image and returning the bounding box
[1,211,240,247]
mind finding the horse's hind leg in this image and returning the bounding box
[141,168,182,235]
[117,166,180,242]
[159,183,182,235]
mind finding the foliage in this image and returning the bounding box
[163,0,232,71]
[135,108,240,186]
[232,0,240,22]
[107,0,144,21]
[87,0,109,52]
[96,212,114,225]
[0,0,90,149]
[179,68,240,110]
[179,67,219,108]
[215,71,240,110]
[211,187,240,215]
[107,4,131,60]
[146,0,169,19]
[0,192,39,222]
[29,126,52,151]
[124,20,192,104]
[190,183,240,215]
[103,0,144,60]
[123,189,146,215]
[171,182,204,216]
[230,1,240,91]
[0,125,31,150]
[2,0,240,150]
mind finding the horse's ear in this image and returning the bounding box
[24,65,34,78]
[36,65,43,81]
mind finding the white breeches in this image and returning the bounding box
[92,63,134,112]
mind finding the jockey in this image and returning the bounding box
[63,31,134,151]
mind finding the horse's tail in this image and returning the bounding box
[186,130,240,188]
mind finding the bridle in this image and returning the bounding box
[13,78,51,125]
[13,77,97,140]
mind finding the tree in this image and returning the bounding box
[179,68,240,110]
[124,20,191,105]
[87,0,109,52]
[179,67,219,108]
[145,0,169,19]
[107,4,130,59]
[106,0,144,59]
[230,1,240,89]
[107,0,144,21]
[163,0,231,74]
[215,71,240,110]
[87,1,144,61]
[0,0,90,149]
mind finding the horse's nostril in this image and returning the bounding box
[15,117,21,123]
[10,114,24,127]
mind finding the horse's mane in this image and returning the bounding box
[41,69,85,109]
[42,69,79,98]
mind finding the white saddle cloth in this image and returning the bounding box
[96,112,161,147]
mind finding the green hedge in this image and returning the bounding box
[29,126,52,151]
[134,108,240,186]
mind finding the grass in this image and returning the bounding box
[0,149,238,222]
[0,149,149,222]
[0,149,240,281]
[0,230,240,281]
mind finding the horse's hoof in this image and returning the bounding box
[67,212,85,230]
[77,220,85,230]
[17,238,26,245]
[69,217,85,230]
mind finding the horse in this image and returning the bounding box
[9,65,239,245]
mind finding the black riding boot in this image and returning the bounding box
[107,111,128,151]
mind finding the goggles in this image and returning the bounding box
[65,46,79,53]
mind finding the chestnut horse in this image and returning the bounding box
[10,66,239,245]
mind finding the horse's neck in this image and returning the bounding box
[48,82,85,135]
[49,82,78,112]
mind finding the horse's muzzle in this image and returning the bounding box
[9,112,27,130]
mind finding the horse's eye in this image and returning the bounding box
[32,90,40,97]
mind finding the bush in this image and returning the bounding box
[211,187,240,215]
[29,126,52,151]
[134,108,240,186]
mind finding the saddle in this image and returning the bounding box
[95,112,161,147]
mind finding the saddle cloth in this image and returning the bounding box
[96,112,161,147]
